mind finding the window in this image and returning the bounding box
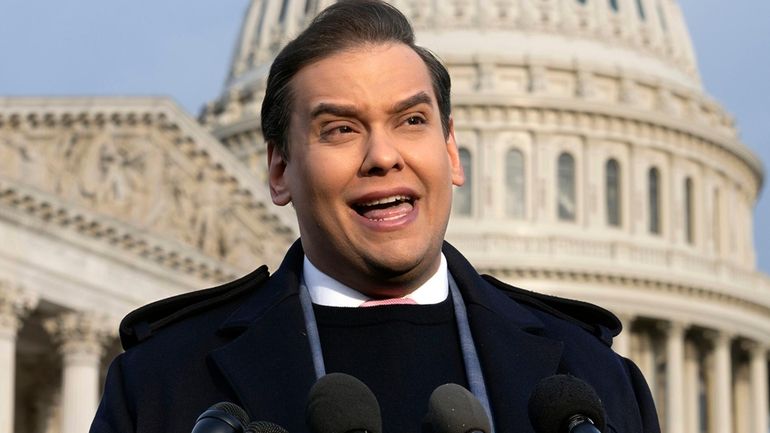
[609,0,619,12]
[713,189,721,253]
[505,149,526,218]
[648,167,661,234]
[636,0,646,20]
[605,159,621,227]
[658,2,668,31]
[684,177,694,244]
[557,152,576,221]
[454,148,472,216]
[279,0,290,22]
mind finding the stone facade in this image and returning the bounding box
[0,1,767,433]
[0,98,296,433]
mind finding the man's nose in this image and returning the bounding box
[359,130,405,176]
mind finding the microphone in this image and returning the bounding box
[422,383,492,433]
[191,402,250,433]
[306,373,382,433]
[527,375,606,433]
[244,421,289,433]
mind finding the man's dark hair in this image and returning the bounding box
[261,0,452,158]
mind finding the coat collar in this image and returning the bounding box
[210,240,563,433]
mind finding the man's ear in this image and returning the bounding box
[267,141,292,206]
[446,118,465,187]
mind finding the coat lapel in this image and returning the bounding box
[444,243,564,433]
[208,241,316,433]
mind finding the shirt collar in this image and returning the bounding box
[303,254,449,307]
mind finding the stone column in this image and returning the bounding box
[711,331,734,433]
[734,357,751,433]
[749,343,768,433]
[0,281,38,433]
[45,312,113,433]
[664,321,686,433]
[633,330,657,391]
[684,340,700,433]
[613,313,633,358]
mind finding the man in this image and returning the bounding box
[91,1,660,433]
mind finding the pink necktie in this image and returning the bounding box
[359,297,417,307]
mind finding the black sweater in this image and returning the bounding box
[313,297,469,433]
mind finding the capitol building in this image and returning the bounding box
[0,1,767,433]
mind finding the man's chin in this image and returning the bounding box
[357,252,440,293]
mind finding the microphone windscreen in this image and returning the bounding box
[210,402,250,428]
[192,402,250,433]
[244,421,289,433]
[527,375,606,433]
[423,383,492,433]
[306,372,382,433]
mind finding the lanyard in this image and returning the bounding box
[298,273,496,433]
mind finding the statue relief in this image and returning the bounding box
[0,120,275,269]
[0,133,32,181]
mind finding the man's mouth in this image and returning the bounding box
[352,195,415,221]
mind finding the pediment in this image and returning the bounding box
[0,97,297,282]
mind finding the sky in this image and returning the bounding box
[0,0,767,274]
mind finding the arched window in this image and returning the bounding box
[648,167,661,234]
[605,159,621,227]
[713,188,721,253]
[279,0,290,22]
[658,3,668,31]
[636,0,646,20]
[454,148,472,216]
[557,152,576,221]
[684,177,694,244]
[505,149,526,218]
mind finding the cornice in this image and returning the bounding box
[0,181,242,283]
[482,265,770,318]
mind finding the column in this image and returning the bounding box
[712,332,733,433]
[634,331,657,391]
[0,280,38,433]
[684,340,700,433]
[45,312,113,433]
[256,0,281,60]
[281,0,305,40]
[664,321,686,433]
[734,350,751,433]
[613,313,633,358]
[749,343,768,433]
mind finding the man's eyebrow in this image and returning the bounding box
[390,91,433,114]
[310,103,359,119]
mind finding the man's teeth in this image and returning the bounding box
[359,195,410,207]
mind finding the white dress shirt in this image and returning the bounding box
[303,254,449,307]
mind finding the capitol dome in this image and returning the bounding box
[202,2,770,433]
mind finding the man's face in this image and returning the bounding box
[268,43,464,297]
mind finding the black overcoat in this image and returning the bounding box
[91,240,660,433]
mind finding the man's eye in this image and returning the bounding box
[322,124,355,137]
[405,116,426,125]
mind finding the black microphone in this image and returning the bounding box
[192,402,250,433]
[527,375,607,433]
[243,420,289,433]
[306,373,382,433]
[422,383,492,433]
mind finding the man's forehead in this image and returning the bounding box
[287,42,436,112]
